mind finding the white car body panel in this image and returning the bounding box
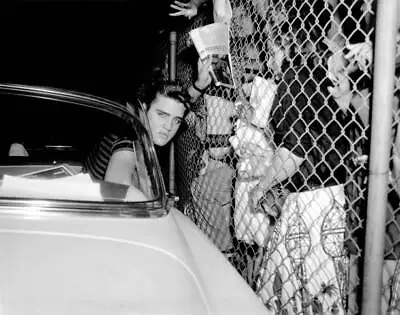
[0,208,268,315]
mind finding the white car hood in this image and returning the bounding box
[0,209,210,315]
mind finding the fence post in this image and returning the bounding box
[361,1,399,314]
[168,31,177,195]
[169,31,177,82]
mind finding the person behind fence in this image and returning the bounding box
[190,35,273,258]
[84,58,212,195]
[186,54,237,253]
[240,6,355,314]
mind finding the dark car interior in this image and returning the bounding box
[0,92,134,164]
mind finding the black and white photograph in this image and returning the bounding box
[0,1,400,314]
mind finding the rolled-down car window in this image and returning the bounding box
[0,87,166,213]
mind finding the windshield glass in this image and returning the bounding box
[0,88,165,210]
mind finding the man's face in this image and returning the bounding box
[146,93,185,146]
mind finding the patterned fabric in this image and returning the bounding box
[84,134,135,180]
[257,185,347,314]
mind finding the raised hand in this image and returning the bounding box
[169,1,199,20]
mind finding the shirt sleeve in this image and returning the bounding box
[111,136,135,154]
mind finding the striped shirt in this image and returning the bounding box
[84,134,135,180]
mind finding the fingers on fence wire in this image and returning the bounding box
[257,188,287,224]
[344,42,373,72]
[248,182,265,213]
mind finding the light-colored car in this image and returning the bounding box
[0,84,268,315]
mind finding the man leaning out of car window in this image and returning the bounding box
[84,58,212,198]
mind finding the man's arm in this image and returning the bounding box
[187,57,212,100]
[105,150,136,186]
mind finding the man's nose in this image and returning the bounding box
[163,118,173,131]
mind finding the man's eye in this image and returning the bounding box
[158,112,167,117]
[174,118,182,125]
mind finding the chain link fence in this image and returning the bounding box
[171,0,400,313]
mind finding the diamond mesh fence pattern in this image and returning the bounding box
[173,0,400,314]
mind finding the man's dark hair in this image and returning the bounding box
[136,78,191,137]
[141,79,191,114]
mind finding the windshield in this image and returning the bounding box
[0,86,166,213]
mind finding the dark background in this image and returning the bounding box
[0,0,185,103]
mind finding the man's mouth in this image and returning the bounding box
[158,132,168,139]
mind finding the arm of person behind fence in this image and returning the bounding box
[250,147,304,209]
[187,57,212,100]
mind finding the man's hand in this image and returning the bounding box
[169,1,199,19]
